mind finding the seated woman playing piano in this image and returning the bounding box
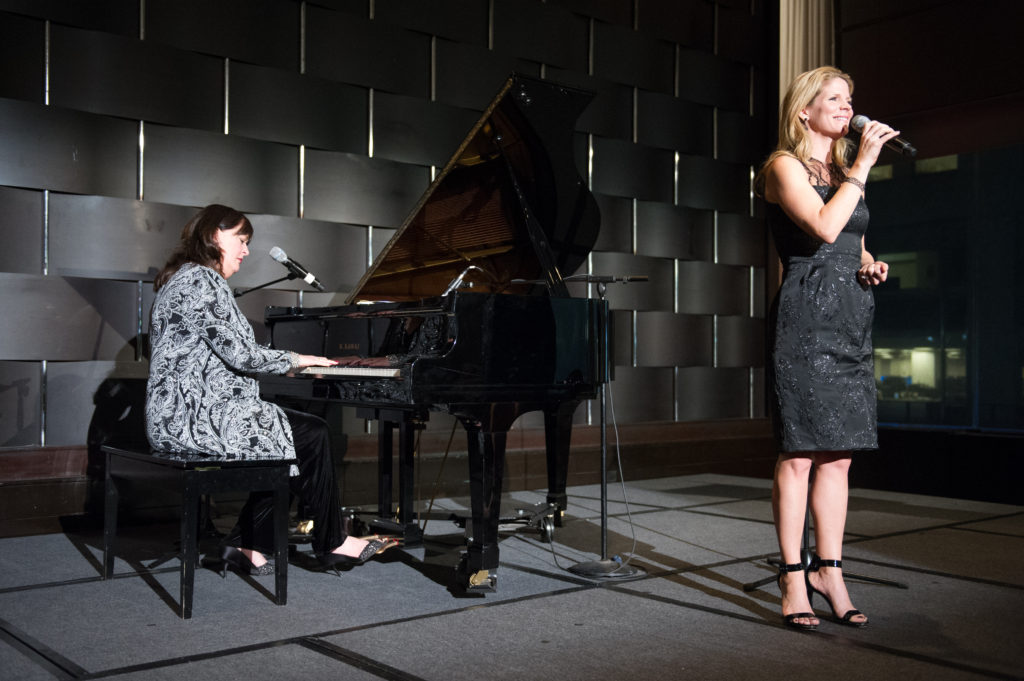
[145,204,395,574]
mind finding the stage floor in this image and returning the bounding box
[1,473,1022,681]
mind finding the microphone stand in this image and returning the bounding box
[567,274,645,581]
[233,274,297,298]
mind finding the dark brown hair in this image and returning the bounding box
[153,204,253,291]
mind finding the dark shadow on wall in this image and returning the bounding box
[85,376,149,517]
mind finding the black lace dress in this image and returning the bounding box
[766,165,878,452]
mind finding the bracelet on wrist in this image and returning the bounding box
[843,176,866,192]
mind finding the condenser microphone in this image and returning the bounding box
[850,115,917,157]
[269,246,325,291]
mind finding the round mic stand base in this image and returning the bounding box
[569,558,643,580]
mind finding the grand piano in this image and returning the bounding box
[263,74,607,592]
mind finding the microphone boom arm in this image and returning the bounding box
[233,274,296,298]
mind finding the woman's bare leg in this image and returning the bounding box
[807,452,867,624]
[772,453,818,627]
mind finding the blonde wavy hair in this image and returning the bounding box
[754,66,856,195]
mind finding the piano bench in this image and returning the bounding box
[100,444,296,619]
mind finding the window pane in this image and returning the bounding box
[867,143,1023,430]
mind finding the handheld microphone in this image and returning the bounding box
[850,115,917,157]
[269,246,325,291]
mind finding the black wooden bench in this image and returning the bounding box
[101,444,296,618]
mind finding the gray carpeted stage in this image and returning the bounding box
[1,473,1022,680]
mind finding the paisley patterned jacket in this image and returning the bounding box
[145,262,298,469]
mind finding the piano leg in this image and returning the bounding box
[456,404,522,593]
[544,400,580,528]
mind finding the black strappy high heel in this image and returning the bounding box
[806,557,868,627]
[317,537,398,574]
[219,545,274,577]
[777,562,818,630]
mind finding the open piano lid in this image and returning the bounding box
[345,74,599,304]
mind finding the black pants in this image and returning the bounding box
[223,406,345,556]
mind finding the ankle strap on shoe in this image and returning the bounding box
[815,558,842,568]
[778,562,805,573]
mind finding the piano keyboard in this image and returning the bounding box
[298,366,401,378]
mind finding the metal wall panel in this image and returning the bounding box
[230,214,368,294]
[677,154,750,213]
[0,0,139,36]
[376,0,489,46]
[0,11,44,103]
[304,149,428,228]
[593,21,675,95]
[592,194,633,254]
[592,137,675,202]
[369,226,397,263]
[141,282,155,336]
[676,366,751,421]
[717,315,764,368]
[0,361,40,447]
[751,367,766,418]
[678,49,750,111]
[373,93,480,167]
[0,186,42,275]
[305,6,430,97]
[0,99,137,198]
[493,0,589,72]
[635,201,714,261]
[144,0,299,71]
[636,0,714,51]
[717,109,761,164]
[590,252,674,312]
[637,90,713,156]
[547,0,632,26]
[0,0,771,449]
[45,360,148,446]
[142,124,298,217]
[49,197,370,292]
[717,5,763,65]
[677,261,749,316]
[306,0,365,13]
[48,195,193,280]
[568,76,634,140]
[605,366,675,423]
[752,267,766,319]
[0,274,138,361]
[49,25,222,131]
[635,311,713,368]
[230,63,367,153]
[717,212,764,268]
[435,40,539,110]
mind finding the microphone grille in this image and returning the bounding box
[849,115,869,132]
[269,246,287,262]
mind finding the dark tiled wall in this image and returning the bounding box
[0,0,769,449]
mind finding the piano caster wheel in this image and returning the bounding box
[456,555,497,593]
[465,569,497,593]
[539,516,555,543]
